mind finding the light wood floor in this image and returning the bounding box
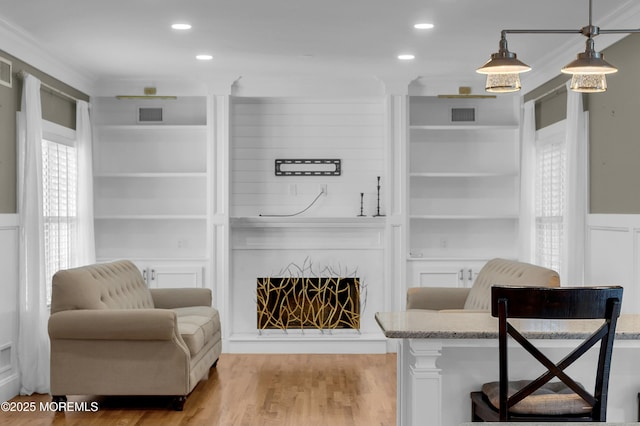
[2,353,396,426]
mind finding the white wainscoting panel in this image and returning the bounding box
[0,215,19,402]
[587,214,640,313]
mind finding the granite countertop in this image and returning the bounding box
[375,311,640,340]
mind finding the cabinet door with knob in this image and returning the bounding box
[408,260,484,288]
[139,264,204,288]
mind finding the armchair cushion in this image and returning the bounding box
[175,306,220,356]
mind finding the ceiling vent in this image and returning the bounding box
[0,57,12,88]
[138,107,163,123]
[451,107,475,122]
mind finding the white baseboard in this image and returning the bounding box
[0,373,19,403]
[224,332,389,354]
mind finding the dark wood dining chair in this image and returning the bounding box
[470,285,623,422]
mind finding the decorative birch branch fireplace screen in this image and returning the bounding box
[256,260,364,331]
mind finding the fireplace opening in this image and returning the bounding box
[256,277,360,330]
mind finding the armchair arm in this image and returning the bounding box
[150,288,212,309]
[48,309,177,340]
[406,287,470,310]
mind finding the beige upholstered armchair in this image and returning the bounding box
[406,258,560,312]
[48,260,221,411]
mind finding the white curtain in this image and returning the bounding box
[17,73,50,394]
[518,100,536,263]
[562,82,588,286]
[75,100,95,265]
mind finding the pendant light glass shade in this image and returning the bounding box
[485,73,522,92]
[570,74,607,92]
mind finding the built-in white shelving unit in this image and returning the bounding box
[407,96,520,288]
[92,96,210,288]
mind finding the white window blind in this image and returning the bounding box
[42,138,77,303]
[534,124,566,275]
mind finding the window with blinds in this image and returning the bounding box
[534,126,566,275]
[42,138,77,303]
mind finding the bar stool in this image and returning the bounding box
[470,285,623,422]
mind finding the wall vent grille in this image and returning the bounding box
[138,107,163,123]
[0,57,12,88]
[451,107,475,122]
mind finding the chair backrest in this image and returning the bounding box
[491,285,623,421]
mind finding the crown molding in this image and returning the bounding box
[0,15,94,95]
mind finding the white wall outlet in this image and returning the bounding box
[320,184,328,195]
[439,238,447,248]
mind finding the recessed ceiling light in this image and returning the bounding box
[414,23,434,30]
[171,23,192,30]
[196,54,213,61]
[398,54,415,60]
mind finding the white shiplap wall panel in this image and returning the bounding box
[231,97,386,217]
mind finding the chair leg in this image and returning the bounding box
[51,395,67,412]
[172,396,186,411]
[471,401,482,422]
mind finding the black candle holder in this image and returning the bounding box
[358,193,366,217]
[373,176,385,217]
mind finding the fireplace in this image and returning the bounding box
[256,276,361,331]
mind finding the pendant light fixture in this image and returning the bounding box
[477,0,639,93]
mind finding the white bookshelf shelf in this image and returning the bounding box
[409,124,518,130]
[95,172,207,178]
[409,215,518,220]
[95,215,208,220]
[230,216,386,228]
[409,172,517,178]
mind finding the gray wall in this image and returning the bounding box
[525,33,640,214]
[524,74,570,130]
[588,33,640,213]
[0,50,89,213]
